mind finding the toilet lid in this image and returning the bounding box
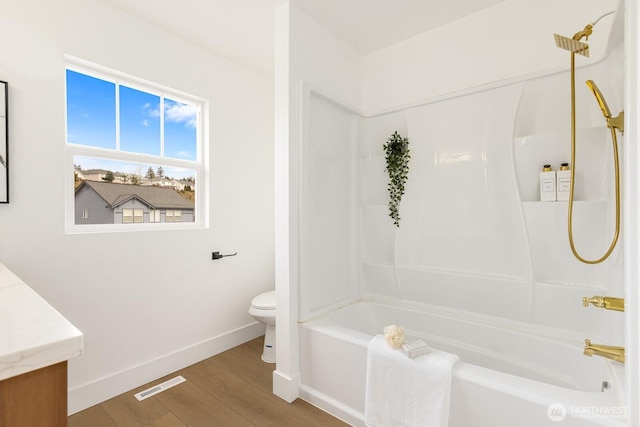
[251,290,275,310]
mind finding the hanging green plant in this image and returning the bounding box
[383,131,410,227]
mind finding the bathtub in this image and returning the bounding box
[298,299,627,426]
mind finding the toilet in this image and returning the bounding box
[248,290,276,363]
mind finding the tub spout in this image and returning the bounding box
[584,339,625,363]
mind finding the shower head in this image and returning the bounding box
[586,80,612,118]
[553,10,615,57]
[554,33,589,56]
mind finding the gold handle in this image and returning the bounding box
[582,296,624,311]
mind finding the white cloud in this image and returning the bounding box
[164,102,197,128]
[143,102,161,118]
[141,100,197,128]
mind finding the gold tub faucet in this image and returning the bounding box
[584,339,625,363]
[582,296,624,312]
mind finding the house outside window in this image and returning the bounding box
[75,180,195,224]
[122,208,144,224]
[150,209,161,223]
[166,210,182,223]
[123,209,133,224]
[65,56,208,233]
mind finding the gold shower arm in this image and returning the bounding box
[573,24,593,41]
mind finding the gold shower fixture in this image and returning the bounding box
[553,33,589,57]
[554,11,623,264]
[584,339,625,363]
[586,80,624,132]
[553,11,615,54]
[582,295,624,311]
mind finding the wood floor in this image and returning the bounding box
[68,337,349,427]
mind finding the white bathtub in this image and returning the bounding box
[298,299,627,426]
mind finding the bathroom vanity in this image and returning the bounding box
[0,263,83,426]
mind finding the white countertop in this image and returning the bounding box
[0,263,83,381]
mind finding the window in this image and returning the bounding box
[123,208,144,224]
[65,57,207,232]
[166,210,182,223]
[150,209,161,223]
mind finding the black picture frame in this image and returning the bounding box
[0,81,7,203]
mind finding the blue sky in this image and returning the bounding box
[66,70,198,163]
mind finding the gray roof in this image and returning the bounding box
[77,180,194,210]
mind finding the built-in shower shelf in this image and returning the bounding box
[522,200,608,220]
[522,200,607,207]
[514,127,610,202]
[522,200,607,209]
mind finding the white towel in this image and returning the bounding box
[365,334,459,427]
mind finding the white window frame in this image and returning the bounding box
[64,56,209,234]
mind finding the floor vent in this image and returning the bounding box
[134,375,186,401]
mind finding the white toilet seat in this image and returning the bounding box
[251,290,275,310]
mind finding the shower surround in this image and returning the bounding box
[295,58,625,425]
[274,0,631,425]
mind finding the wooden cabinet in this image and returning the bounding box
[0,361,68,427]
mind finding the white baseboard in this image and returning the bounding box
[68,322,265,414]
[299,384,365,427]
[272,369,300,403]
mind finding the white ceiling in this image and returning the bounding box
[100,0,508,77]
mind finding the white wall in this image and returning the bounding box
[0,0,274,413]
[288,5,362,320]
[361,0,619,115]
[289,5,361,110]
[273,1,361,401]
[299,91,359,317]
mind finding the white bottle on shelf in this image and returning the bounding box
[539,164,556,202]
[556,163,571,201]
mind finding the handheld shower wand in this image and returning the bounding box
[554,11,623,265]
[586,80,612,118]
[586,80,625,131]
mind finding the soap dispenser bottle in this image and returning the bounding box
[556,163,571,201]
[540,164,557,202]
